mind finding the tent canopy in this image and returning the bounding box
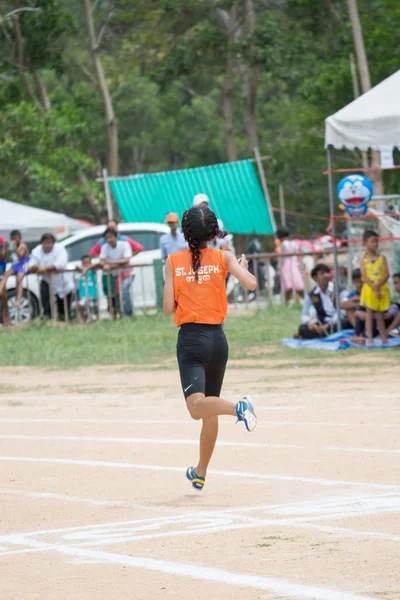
[0,198,90,243]
[109,160,275,235]
[325,69,400,151]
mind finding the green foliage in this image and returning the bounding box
[0,0,399,228]
[0,101,99,216]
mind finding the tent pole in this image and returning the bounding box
[254,147,277,231]
[327,145,342,331]
[102,168,114,220]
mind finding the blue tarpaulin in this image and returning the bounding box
[282,330,400,351]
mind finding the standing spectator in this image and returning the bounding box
[89,219,143,258]
[192,194,231,251]
[76,255,98,322]
[0,235,11,326]
[360,229,390,345]
[100,228,133,317]
[29,233,74,320]
[0,231,30,310]
[90,219,143,317]
[276,227,304,304]
[160,213,187,261]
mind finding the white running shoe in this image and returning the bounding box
[236,395,257,432]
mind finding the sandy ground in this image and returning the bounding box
[0,356,399,600]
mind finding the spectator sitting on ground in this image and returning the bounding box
[340,268,363,328]
[99,227,132,318]
[76,254,98,322]
[160,213,187,261]
[296,263,348,339]
[0,235,11,326]
[386,273,400,336]
[29,233,74,320]
[351,272,399,344]
[0,230,30,310]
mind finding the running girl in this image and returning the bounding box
[360,229,390,345]
[163,205,257,491]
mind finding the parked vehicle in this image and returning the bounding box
[3,222,170,324]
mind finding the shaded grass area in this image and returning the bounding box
[0,306,398,367]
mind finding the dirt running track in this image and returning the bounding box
[0,357,399,600]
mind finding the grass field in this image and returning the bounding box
[0,306,398,367]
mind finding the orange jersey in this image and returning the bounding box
[168,248,228,327]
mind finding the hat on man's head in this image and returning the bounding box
[193,193,210,207]
[165,212,179,223]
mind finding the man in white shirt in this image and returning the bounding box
[100,227,133,316]
[29,233,74,320]
[298,263,348,339]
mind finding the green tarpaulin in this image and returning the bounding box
[109,160,275,235]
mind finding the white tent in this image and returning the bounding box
[0,198,90,243]
[324,70,400,329]
[325,69,400,150]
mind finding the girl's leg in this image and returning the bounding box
[376,311,388,344]
[196,416,218,477]
[186,392,236,420]
[365,307,374,344]
[284,289,292,304]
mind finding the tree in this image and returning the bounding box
[82,0,119,175]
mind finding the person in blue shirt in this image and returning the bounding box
[341,268,363,328]
[160,213,187,261]
[77,255,98,322]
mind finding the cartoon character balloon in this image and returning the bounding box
[336,174,374,218]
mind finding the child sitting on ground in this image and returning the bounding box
[341,268,363,328]
[386,273,400,336]
[0,230,30,309]
[76,255,98,322]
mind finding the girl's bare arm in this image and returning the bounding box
[360,259,375,288]
[377,256,389,288]
[224,252,257,291]
[163,260,176,314]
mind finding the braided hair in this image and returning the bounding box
[181,206,227,281]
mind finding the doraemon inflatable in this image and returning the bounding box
[336,174,374,218]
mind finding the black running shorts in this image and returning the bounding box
[177,323,229,399]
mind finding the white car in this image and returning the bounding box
[4,222,170,323]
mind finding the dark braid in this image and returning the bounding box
[181,206,227,281]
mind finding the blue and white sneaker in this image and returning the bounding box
[236,395,257,432]
[186,466,205,491]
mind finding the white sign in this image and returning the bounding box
[380,146,394,169]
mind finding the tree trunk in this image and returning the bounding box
[82,0,119,176]
[12,13,41,111]
[349,53,368,171]
[237,0,259,153]
[78,172,105,221]
[33,70,51,110]
[222,50,238,162]
[237,60,259,152]
[347,0,383,195]
[217,4,238,162]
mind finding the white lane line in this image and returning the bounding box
[1,490,399,545]
[1,434,400,455]
[0,488,180,513]
[0,418,399,427]
[0,537,381,600]
[0,456,399,490]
